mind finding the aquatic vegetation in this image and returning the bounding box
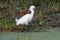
[0,0,60,32]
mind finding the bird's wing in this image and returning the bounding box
[18,14,30,22]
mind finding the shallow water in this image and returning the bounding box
[0,28,60,40]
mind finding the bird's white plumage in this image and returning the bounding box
[15,5,35,25]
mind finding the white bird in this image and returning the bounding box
[15,5,35,25]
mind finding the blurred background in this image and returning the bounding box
[0,0,60,32]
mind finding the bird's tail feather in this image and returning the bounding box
[15,18,18,22]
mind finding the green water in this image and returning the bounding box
[0,28,60,40]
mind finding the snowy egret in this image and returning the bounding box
[15,5,35,25]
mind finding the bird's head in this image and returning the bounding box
[29,5,35,10]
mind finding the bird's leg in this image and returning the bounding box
[26,23,28,25]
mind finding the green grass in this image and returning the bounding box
[0,0,60,31]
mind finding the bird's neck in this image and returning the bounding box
[30,9,34,15]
